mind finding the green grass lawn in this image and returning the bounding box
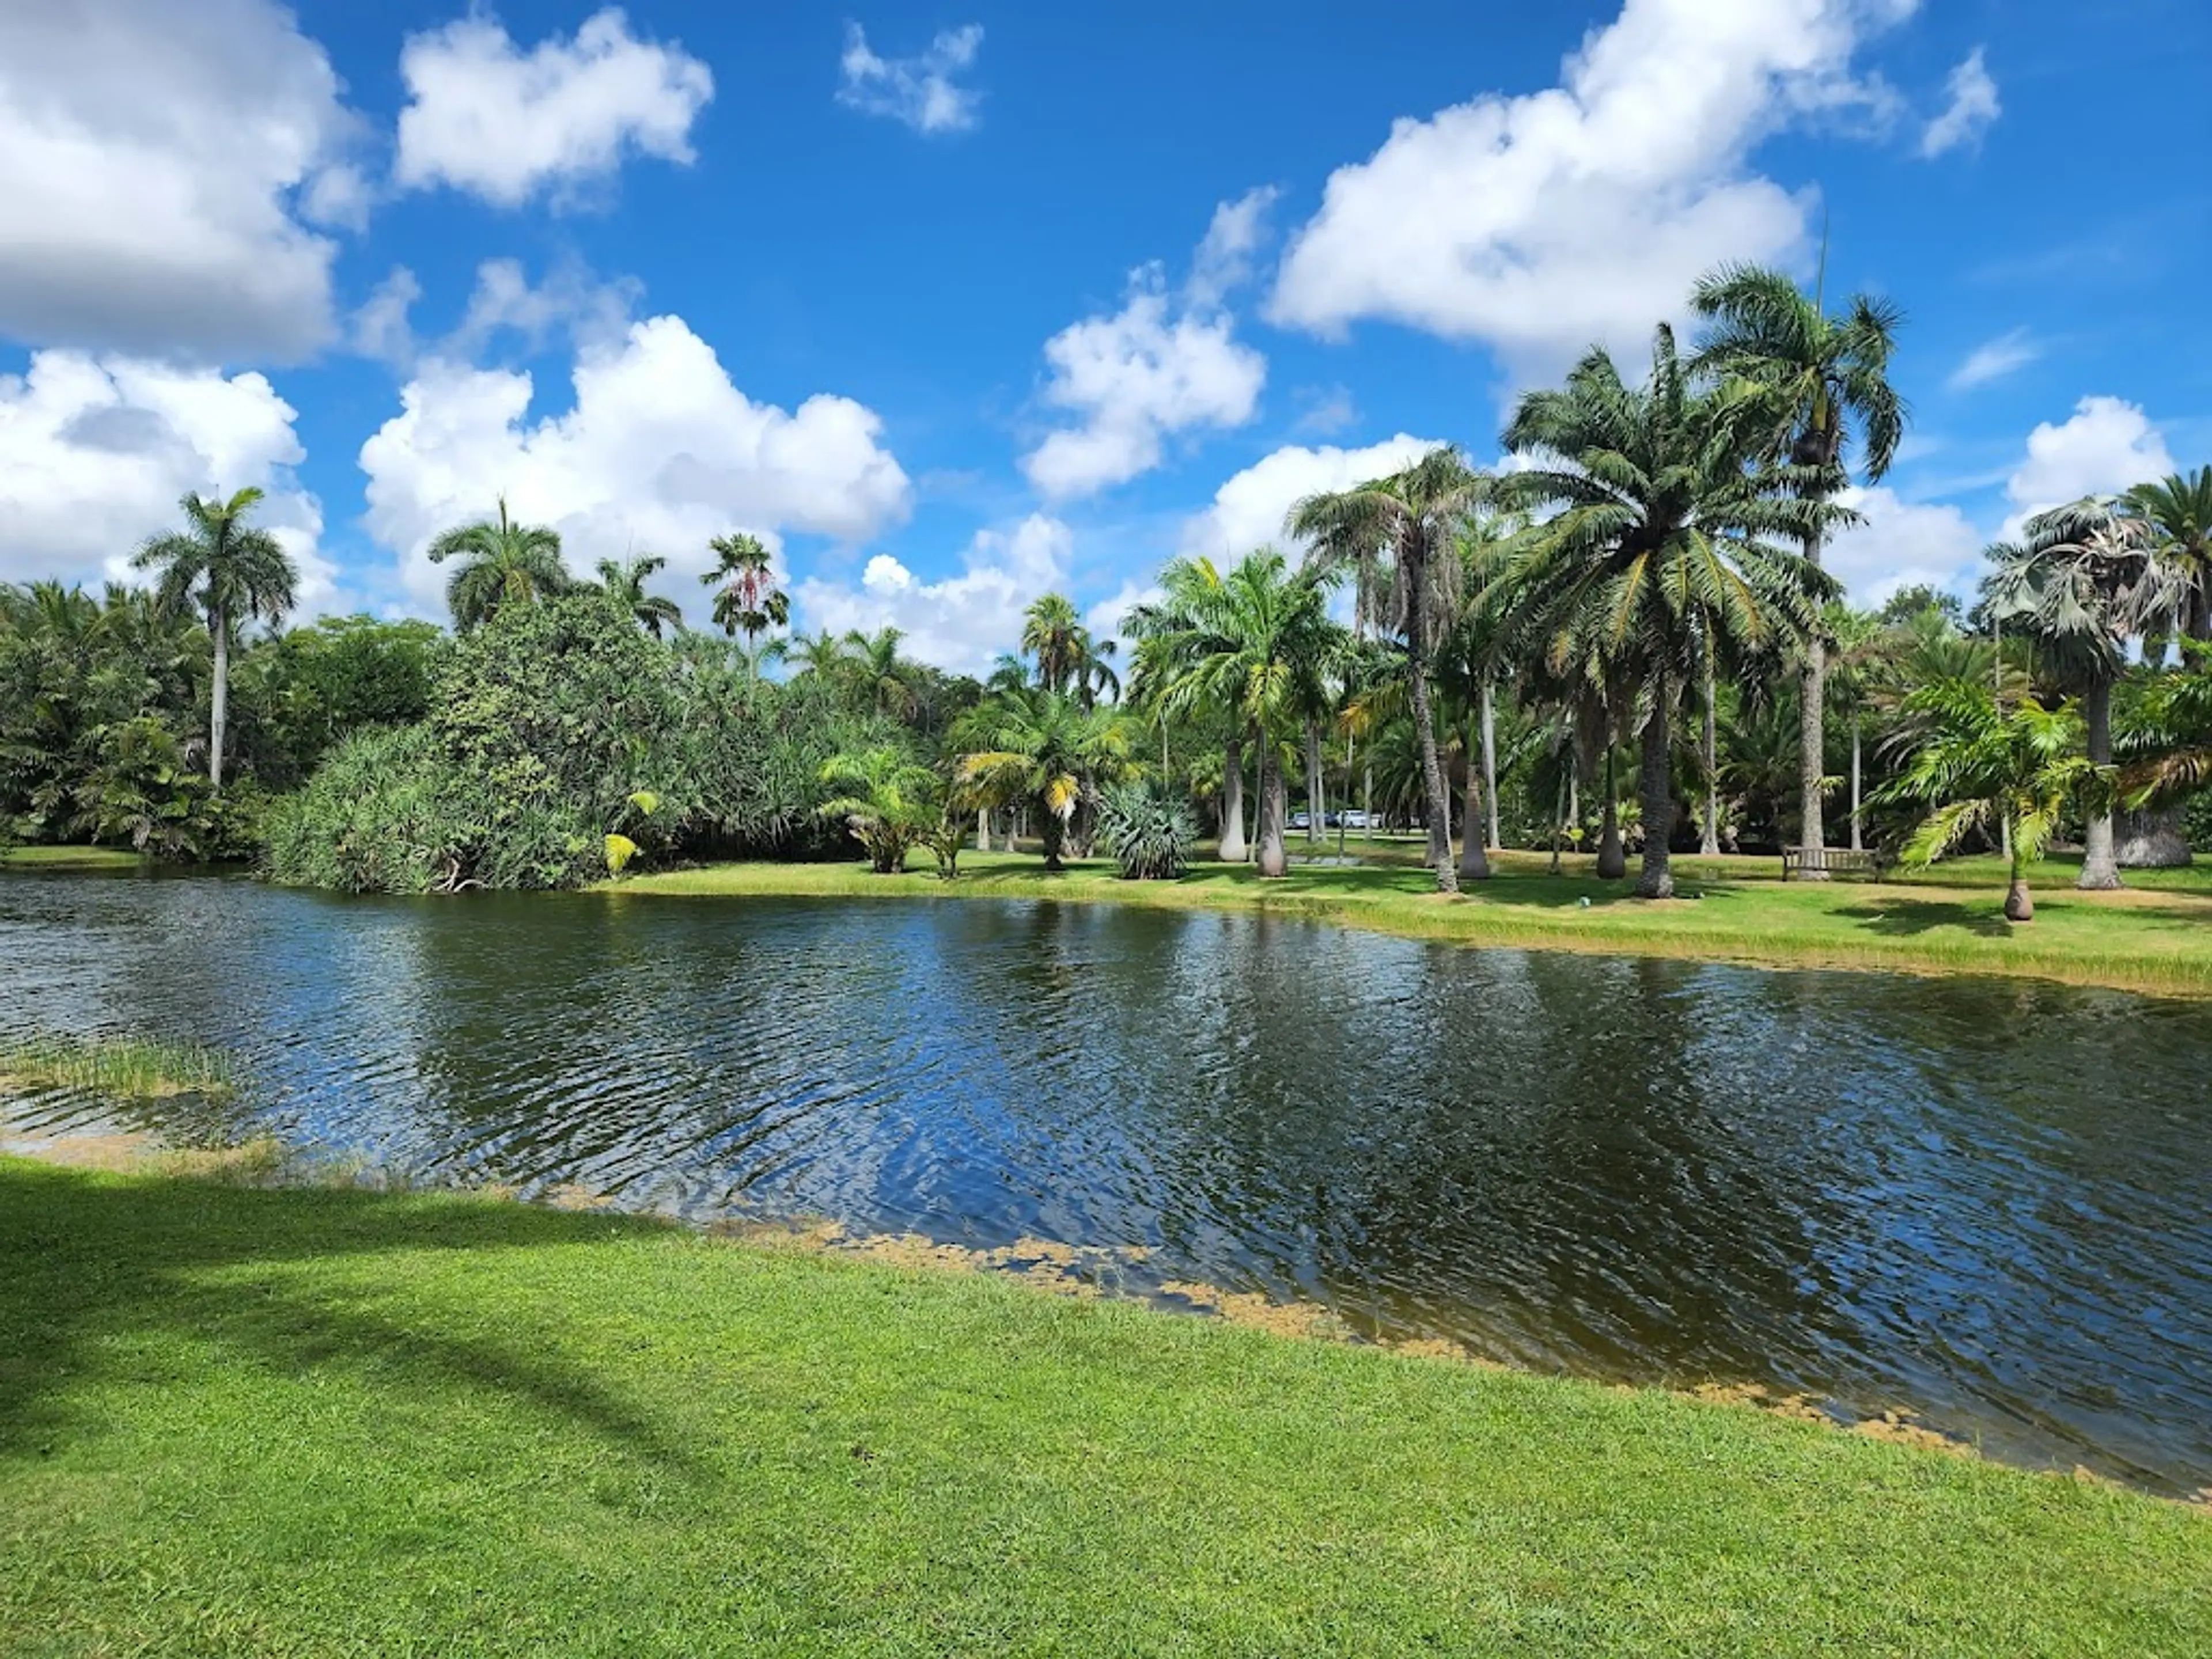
[0,844,145,871]
[616,846,2212,998]
[3,1157,2205,1657]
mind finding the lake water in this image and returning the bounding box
[6,868,2210,1495]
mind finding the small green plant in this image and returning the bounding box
[923,810,967,881]
[604,833,639,876]
[0,1034,237,1099]
[1096,780,1196,880]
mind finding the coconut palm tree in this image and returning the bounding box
[700,532,788,665]
[1690,261,1907,873]
[595,555,683,638]
[131,488,298,790]
[1290,448,1487,892]
[1881,682,2108,922]
[1020,593,1084,695]
[958,688,1135,871]
[1125,560,1255,861]
[1984,497,2169,888]
[843,627,921,722]
[429,498,570,632]
[1493,325,1842,898]
[817,746,938,873]
[1134,551,1338,877]
[2126,467,2212,641]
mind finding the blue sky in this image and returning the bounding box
[2,0,2206,671]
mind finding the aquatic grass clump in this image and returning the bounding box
[0,1033,237,1099]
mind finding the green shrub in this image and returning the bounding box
[1097,780,1196,880]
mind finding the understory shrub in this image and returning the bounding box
[1097,780,1196,880]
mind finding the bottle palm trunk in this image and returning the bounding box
[2078,680,2120,890]
[1218,735,1247,862]
[207,602,229,791]
[1255,741,1289,877]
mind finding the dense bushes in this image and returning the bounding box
[1097,779,1196,880]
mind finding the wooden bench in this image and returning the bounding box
[1781,846,1888,880]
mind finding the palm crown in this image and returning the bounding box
[428,498,570,632]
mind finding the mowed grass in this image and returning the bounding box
[616,844,2212,997]
[0,845,144,872]
[2,1158,2206,1657]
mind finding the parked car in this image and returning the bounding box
[1340,809,1371,830]
[1289,811,1312,831]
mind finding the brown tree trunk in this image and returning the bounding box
[2004,877,2035,922]
[1699,653,1719,857]
[1218,734,1247,863]
[1636,686,1675,899]
[1255,741,1289,878]
[2078,680,2120,890]
[1596,744,1625,879]
[1406,543,1458,893]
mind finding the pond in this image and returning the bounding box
[5,868,2210,1496]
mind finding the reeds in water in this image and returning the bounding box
[0,1034,237,1099]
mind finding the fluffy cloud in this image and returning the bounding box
[793,514,1070,676]
[1824,486,1984,604]
[836,24,984,134]
[0,0,363,359]
[2001,396,2175,536]
[355,259,642,371]
[1269,0,1914,377]
[0,350,337,611]
[1180,435,1445,560]
[1921,47,1999,158]
[395,7,714,206]
[1022,190,1276,500]
[359,314,911,615]
[1946,327,2039,392]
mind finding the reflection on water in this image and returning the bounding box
[5,869,2210,1494]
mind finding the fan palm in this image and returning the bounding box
[1290,447,1487,892]
[2126,467,2212,641]
[1690,260,1906,871]
[429,498,570,632]
[701,532,788,664]
[957,688,1135,871]
[596,555,683,638]
[1493,325,1843,898]
[1880,683,2108,922]
[1983,497,2169,888]
[131,488,298,789]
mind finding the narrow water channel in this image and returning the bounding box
[6,868,2209,1495]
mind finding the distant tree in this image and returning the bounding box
[817,746,937,873]
[1876,584,1964,628]
[429,498,570,633]
[701,532,787,664]
[959,688,1135,871]
[597,555,683,638]
[132,487,298,790]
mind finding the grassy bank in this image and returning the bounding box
[2,1157,2205,1656]
[0,1033,235,1099]
[0,844,144,872]
[615,847,2212,997]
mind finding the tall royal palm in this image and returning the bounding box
[596,555,683,638]
[132,487,298,790]
[1134,551,1338,878]
[701,532,789,665]
[1691,262,1906,873]
[1495,326,1842,899]
[1290,447,1486,893]
[429,498,570,632]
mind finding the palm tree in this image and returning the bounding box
[596,555,683,638]
[1494,326,1841,898]
[1824,604,1888,854]
[701,532,788,664]
[1290,448,1486,892]
[785,627,852,683]
[1134,551,1338,877]
[958,688,1135,870]
[1020,593,1084,695]
[1984,497,2168,888]
[429,498,569,632]
[1690,260,1906,874]
[843,627,920,722]
[1881,683,2107,922]
[131,488,298,790]
[1126,561,1254,861]
[2126,467,2212,641]
[817,747,938,873]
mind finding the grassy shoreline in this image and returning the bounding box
[613,846,2212,998]
[0,844,145,872]
[5,1154,2206,1656]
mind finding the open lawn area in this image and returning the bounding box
[616,846,2212,998]
[2,1156,2206,1657]
[0,845,146,872]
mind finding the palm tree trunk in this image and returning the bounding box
[1405,554,1458,894]
[976,806,991,853]
[1305,719,1324,843]
[1219,734,1247,863]
[1793,532,1828,878]
[1459,716,1490,881]
[2006,819,2035,922]
[1479,677,1500,851]
[207,601,229,791]
[1636,686,1675,900]
[1255,741,1289,878]
[1596,744,1625,880]
[1699,653,1719,857]
[1849,715,1864,853]
[2078,680,2120,890]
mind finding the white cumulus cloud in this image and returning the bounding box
[2001,396,2176,537]
[0,0,365,360]
[395,7,714,207]
[836,23,984,134]
[359,314,911,616]
[1268,0,1915,378]
[1180,435,1445,561]
[1824,486,1984,605]
[1022,190,1275,501]
[794,513,1071,676]
[1921,46,1999,158]
[0,350,337,611]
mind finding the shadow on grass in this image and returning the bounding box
[1835,897,2014,938]
[0,1160,703,1476]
